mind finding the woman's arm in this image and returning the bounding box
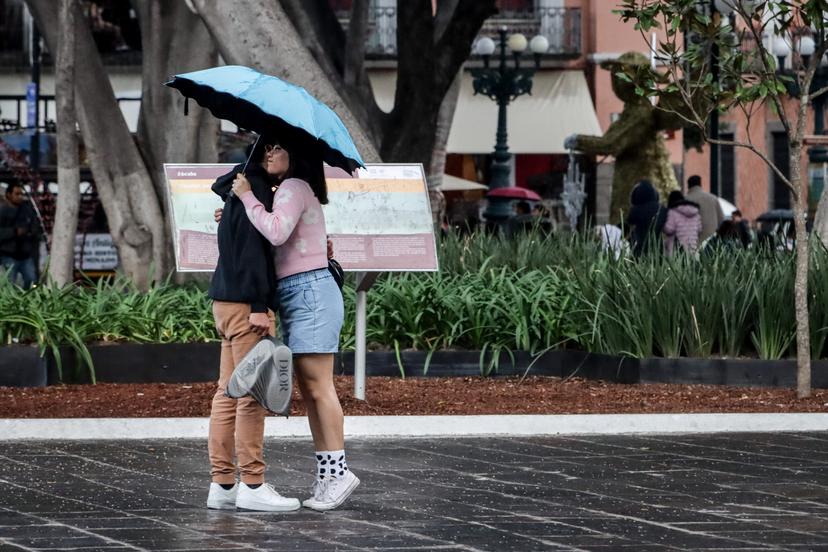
[234,176,305,246]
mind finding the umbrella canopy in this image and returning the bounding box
[165,65,365,174]
[756,209,795,223]
[486,187,541,201]
[718,197,737,219]
[438,175,488,192]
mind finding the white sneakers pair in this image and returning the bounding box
[207,471,360,512]
[207,482,300,512]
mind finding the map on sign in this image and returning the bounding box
[163,163,438,272]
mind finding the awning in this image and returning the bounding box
[368,70,602,155]
[437,174,488,192]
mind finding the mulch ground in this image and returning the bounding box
[1,376,827,418]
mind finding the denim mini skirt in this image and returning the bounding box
[276,268,344,354]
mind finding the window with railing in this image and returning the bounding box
[333,2,581,58]
[0,0,141,66]
[495,0,535,18]
[0,0,26,53]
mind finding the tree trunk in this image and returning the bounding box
[135,0,218,188]
[51,0,79,286]
[133,0,219,276]
[428,70,461,190]
[791,143,812,398]
[26,0,168,289]
[190,0,381,163]
[426,69,462,226]
[278,0,494,172]
[344,0,370,88]
[278,0,385,144]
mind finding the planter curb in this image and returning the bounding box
[2,345,825,389]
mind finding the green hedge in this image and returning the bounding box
[2,231,825,379]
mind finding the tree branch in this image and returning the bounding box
[433,0,497,96]
[434,0,460,43]
[344,0,369,87]
[707,135,794,194]
[808,37,828,100]
[279,0,384,144]
[280,0,346,78]
[191,0,382,161]
[743,8,793,137]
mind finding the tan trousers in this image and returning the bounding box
[208,301,275,485]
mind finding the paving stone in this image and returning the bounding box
[0,433,826,550]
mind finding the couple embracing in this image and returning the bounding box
[205,136,357,512]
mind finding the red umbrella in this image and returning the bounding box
[486,187,541,201]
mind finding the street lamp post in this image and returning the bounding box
[472,28,548,219]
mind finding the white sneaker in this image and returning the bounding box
[303,471,360,511]
[207,482,237,510]
[235,482,300,512]
[301,479,324,509]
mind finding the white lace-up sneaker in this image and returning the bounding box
[302,479,324,509]
[236,482,301,512]
[207,482,238,510]
[303,471,360,511]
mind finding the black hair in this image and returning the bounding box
[251,134,328,204]
[515,201,531,215]
[687,175,702,188]
[5,183,24,197]
[717,219,740,239]
[284,144,328,205]
[667,190,684,208]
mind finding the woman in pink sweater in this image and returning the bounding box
[231,142,357,511]
[663,190,703,255]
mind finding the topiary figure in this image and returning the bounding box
[566,51,679,222]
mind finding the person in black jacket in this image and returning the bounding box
[0,183,41,289]
[626,179,667,257]
[206,139,301,512]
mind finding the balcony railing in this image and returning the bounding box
[0,94,140,133]
[337,6,582,58]
[481,7,581,57]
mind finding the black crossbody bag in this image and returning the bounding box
[328,258,345,290]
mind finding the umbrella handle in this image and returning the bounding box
[241,133,262,176]
[229,133,261,199]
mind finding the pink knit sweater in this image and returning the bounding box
[239,178,328,280]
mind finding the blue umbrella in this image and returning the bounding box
[165,65,365,173]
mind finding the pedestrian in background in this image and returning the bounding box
[0,183,41,289]
[662,191,702,255]
[684,175,724,242]
[507,200,534,237]
[626,179,666,257]
[731,209,753,247]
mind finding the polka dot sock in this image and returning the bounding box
[315,449,349,480]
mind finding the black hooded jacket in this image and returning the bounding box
[626,180,667,256]
[0,200,41,260]
[208,164,278,313]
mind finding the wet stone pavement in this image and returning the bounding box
[0,433,827,551]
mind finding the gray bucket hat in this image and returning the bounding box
[225,337,293,416]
